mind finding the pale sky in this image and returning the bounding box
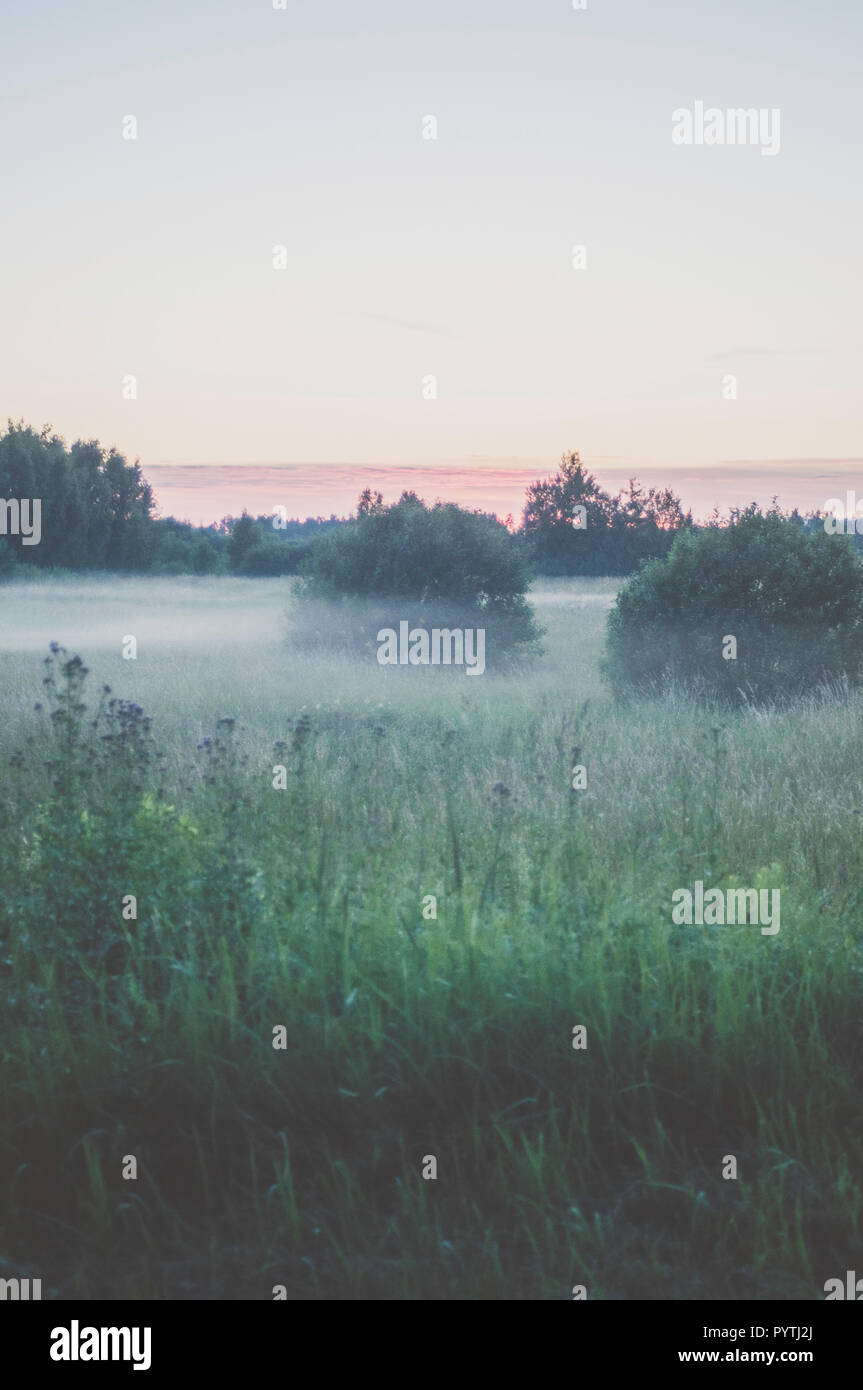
[1,0,861,508]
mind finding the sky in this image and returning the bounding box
[1,0,861,521]
[143,460,863,529]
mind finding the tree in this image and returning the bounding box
[0,421,155,570]
[227,512,262,571]
[603,506,863,703]
[238,540,305,575]
[357,488,385,516]
[295,490,543,665]
[522,451,613,544]
[613,478,689,531]
[192,537,219,574]
[521,451,688,576]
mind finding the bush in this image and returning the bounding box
[294,492,543,666]
[228,512,261,571]
[603,507,863,704]
[192,537,220,574]
[238,539,305,576]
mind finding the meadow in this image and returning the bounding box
[0,575,860,1299]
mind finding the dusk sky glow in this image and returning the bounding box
[2,0,861,522]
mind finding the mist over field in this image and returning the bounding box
[0,576,290,655]
[2,569,862,1301]
[0,576,616,730]
[3,0,862,1335]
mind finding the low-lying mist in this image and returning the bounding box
[0,575,618,742]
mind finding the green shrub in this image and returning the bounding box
[603,507,863,703]
[239,539,305,576]
[294,491,543,666]
[192,537,220,574]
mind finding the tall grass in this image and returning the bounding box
[0,579,860,1298]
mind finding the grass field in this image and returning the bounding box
[1,575,861,1299]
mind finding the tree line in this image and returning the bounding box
[0,423,845,580]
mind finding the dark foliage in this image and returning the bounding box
[295,490,543,663]
[522,451,690,575]
[603,506,863,703]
